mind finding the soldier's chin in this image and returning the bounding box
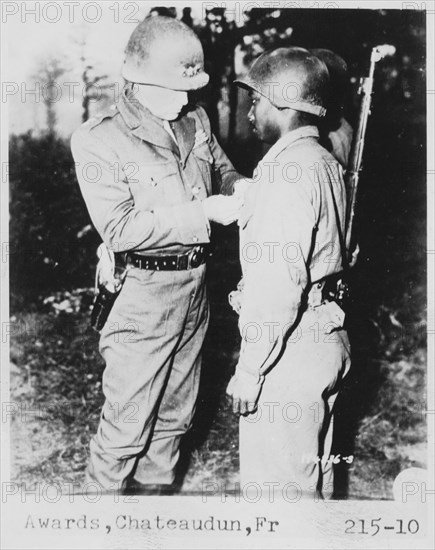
[162,111,181,121]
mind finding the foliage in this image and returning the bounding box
[43,288,95,315]
[9,132,100,310]
[32,56,66,134]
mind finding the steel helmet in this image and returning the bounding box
[235,47,329,117]
[310,48,349,109]
[122,16,209,90]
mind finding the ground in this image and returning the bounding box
[9,224,427,500]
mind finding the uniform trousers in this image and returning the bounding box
[86,263,209,491]
[239,305,351,500]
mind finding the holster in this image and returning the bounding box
[90,251,128,332]
[90,283,121,331]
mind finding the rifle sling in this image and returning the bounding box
[327,171,350,277]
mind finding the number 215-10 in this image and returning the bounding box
[345,519,419,536]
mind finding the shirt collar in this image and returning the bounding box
[117,84,178,152]
[117,84,196,162]
[260,125,319,165]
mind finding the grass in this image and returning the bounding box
[8,229,427,499]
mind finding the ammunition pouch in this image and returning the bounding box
[308,272,351,312]
[323,273,351,311]
[306,273,349,334]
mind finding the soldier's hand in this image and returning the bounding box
[202,195,242,226]
[233,177,253,204]
[226,371,263,415]
[96,243,121,293]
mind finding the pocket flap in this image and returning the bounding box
[134,162,178,187]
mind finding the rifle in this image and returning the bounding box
[345,44,396,257]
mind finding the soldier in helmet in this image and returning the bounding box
[71,16,242,494]
[311,48,354,169]
[227,47,351,499]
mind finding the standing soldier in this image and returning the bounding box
[71,16,241,495]
[227,48,351,499]
[311,48,354,169]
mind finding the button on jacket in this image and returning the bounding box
[71,84,240,255]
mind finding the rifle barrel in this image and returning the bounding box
[344,44,395,255]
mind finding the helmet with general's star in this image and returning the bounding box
[122,16,209,91]
[235,47,329,117]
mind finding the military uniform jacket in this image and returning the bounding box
[236,125,347,382]
[71,84,240,254]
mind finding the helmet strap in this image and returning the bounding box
[275,101,326,117]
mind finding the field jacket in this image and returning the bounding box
[236,125,348,382]
[71,84,239,255]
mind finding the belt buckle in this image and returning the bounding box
[190,246,207,269]
[188,246,201,269]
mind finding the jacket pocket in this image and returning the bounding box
[128,162,180,209]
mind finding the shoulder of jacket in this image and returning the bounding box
[191,104,208,121]
[71,105,121,150]
[279,139,329,167]
[189,104,211,135]
[77,104,120,134]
